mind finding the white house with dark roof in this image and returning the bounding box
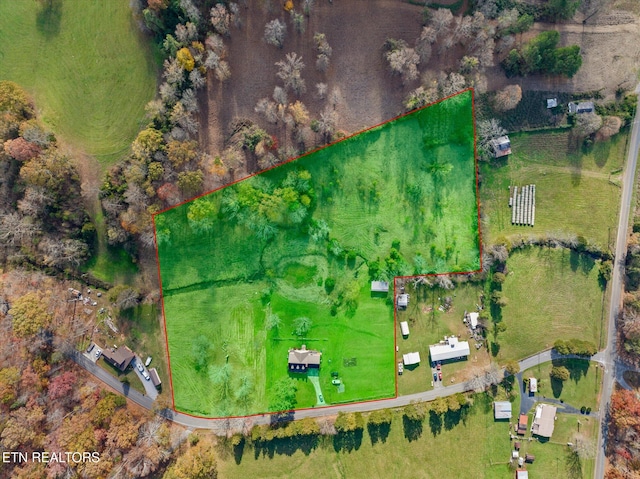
[429,336,470,363]
[288,345,321,373]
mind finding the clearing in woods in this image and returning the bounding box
[155,90,479,418]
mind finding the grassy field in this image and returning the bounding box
[521,359,602,411]
[120,304,170,394]
[396,281,490,395]
[494,247,605,361]
[216,391,594,479]
[481,129,627,247]
[0,0,157,164]
[157,91,478,417]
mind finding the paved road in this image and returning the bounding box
[594,86,640,479]
[72,347,608,431]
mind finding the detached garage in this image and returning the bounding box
[403,352,421,366]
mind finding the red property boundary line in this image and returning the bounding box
[151,88,482,421]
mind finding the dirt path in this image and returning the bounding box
[201,0,425,159]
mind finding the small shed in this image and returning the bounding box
[494,401,512,420]
[400,321,410,337]
[490,136,512,158]
[546,98,558,108]
[514,441,521,450]
[529,377,538,393]
[397,294,409,310]
[515,470,528,479]
[468,312,479,330]
[371,281,389,293]
[525,454,535,463]
[403,351,421,366]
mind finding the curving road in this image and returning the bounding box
[594,86,640,479]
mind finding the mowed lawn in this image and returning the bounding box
[481,129,627,247]
[495,247,605,361]
[0,1,157,164]
[521,359,603,411]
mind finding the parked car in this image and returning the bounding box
[142,371,150,381]
[95,349,102,358]
[145,356,152,367]
[137,363,144,373]
[331,379,341,386]
[438,371,442,381]
[436,362,441,370]
[433,372,437,382]
[86,344,94,353]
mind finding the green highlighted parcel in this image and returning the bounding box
[155,90,479,417]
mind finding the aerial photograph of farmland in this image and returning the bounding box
[1,0,640,478]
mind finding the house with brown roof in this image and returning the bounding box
[288,345,321,373]
[102,346,135,372]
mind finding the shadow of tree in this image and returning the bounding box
[254,434,319,459]
[233,438,245,464]
[332,429,363,453]
[367,421,391,445]
[36,0,62,38]
[428,411,442,436]
[402,415,423,442]
[551,377,564,398]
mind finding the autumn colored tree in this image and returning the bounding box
[8,292,51,338]
[0,367,20,405]
[177,169,204,196]
[176,47,195,72]
[0,81,33,118]
[3,137,41,161]
[335,411,365,432]
[132,127,165,160]
[164,435,217,479]
[167,139,198,167]
[47,371,77,401]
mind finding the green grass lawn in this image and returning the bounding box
[481,129,627,248]
[217,391,596,479]
[0,0,157,164]
[521,359,602,411]
[396,282,489,395]
[157,91,479,417]
[493,247,605,361]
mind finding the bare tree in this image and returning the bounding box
[210,4,231,36]
[40,238,88,268]
[175,22,198,44]
[264,19,286,48]
[291,10,305,33]
[179,0,201,24]
[596,116,622,140]
[275,52,306,96]
[189,69,206,89]
[477,118,507,157]
[385,41,420,84]
[430,8,454,40]
[163,57,185,86]
[575,112,603,137]
[437,71,466,97]
[435,275,454,290]
[493,85,522,112]
[273,86,288,105]
[255,98,278,124]
[496,35,515,54]
[0,213,40,246]
[315,82,328,99]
